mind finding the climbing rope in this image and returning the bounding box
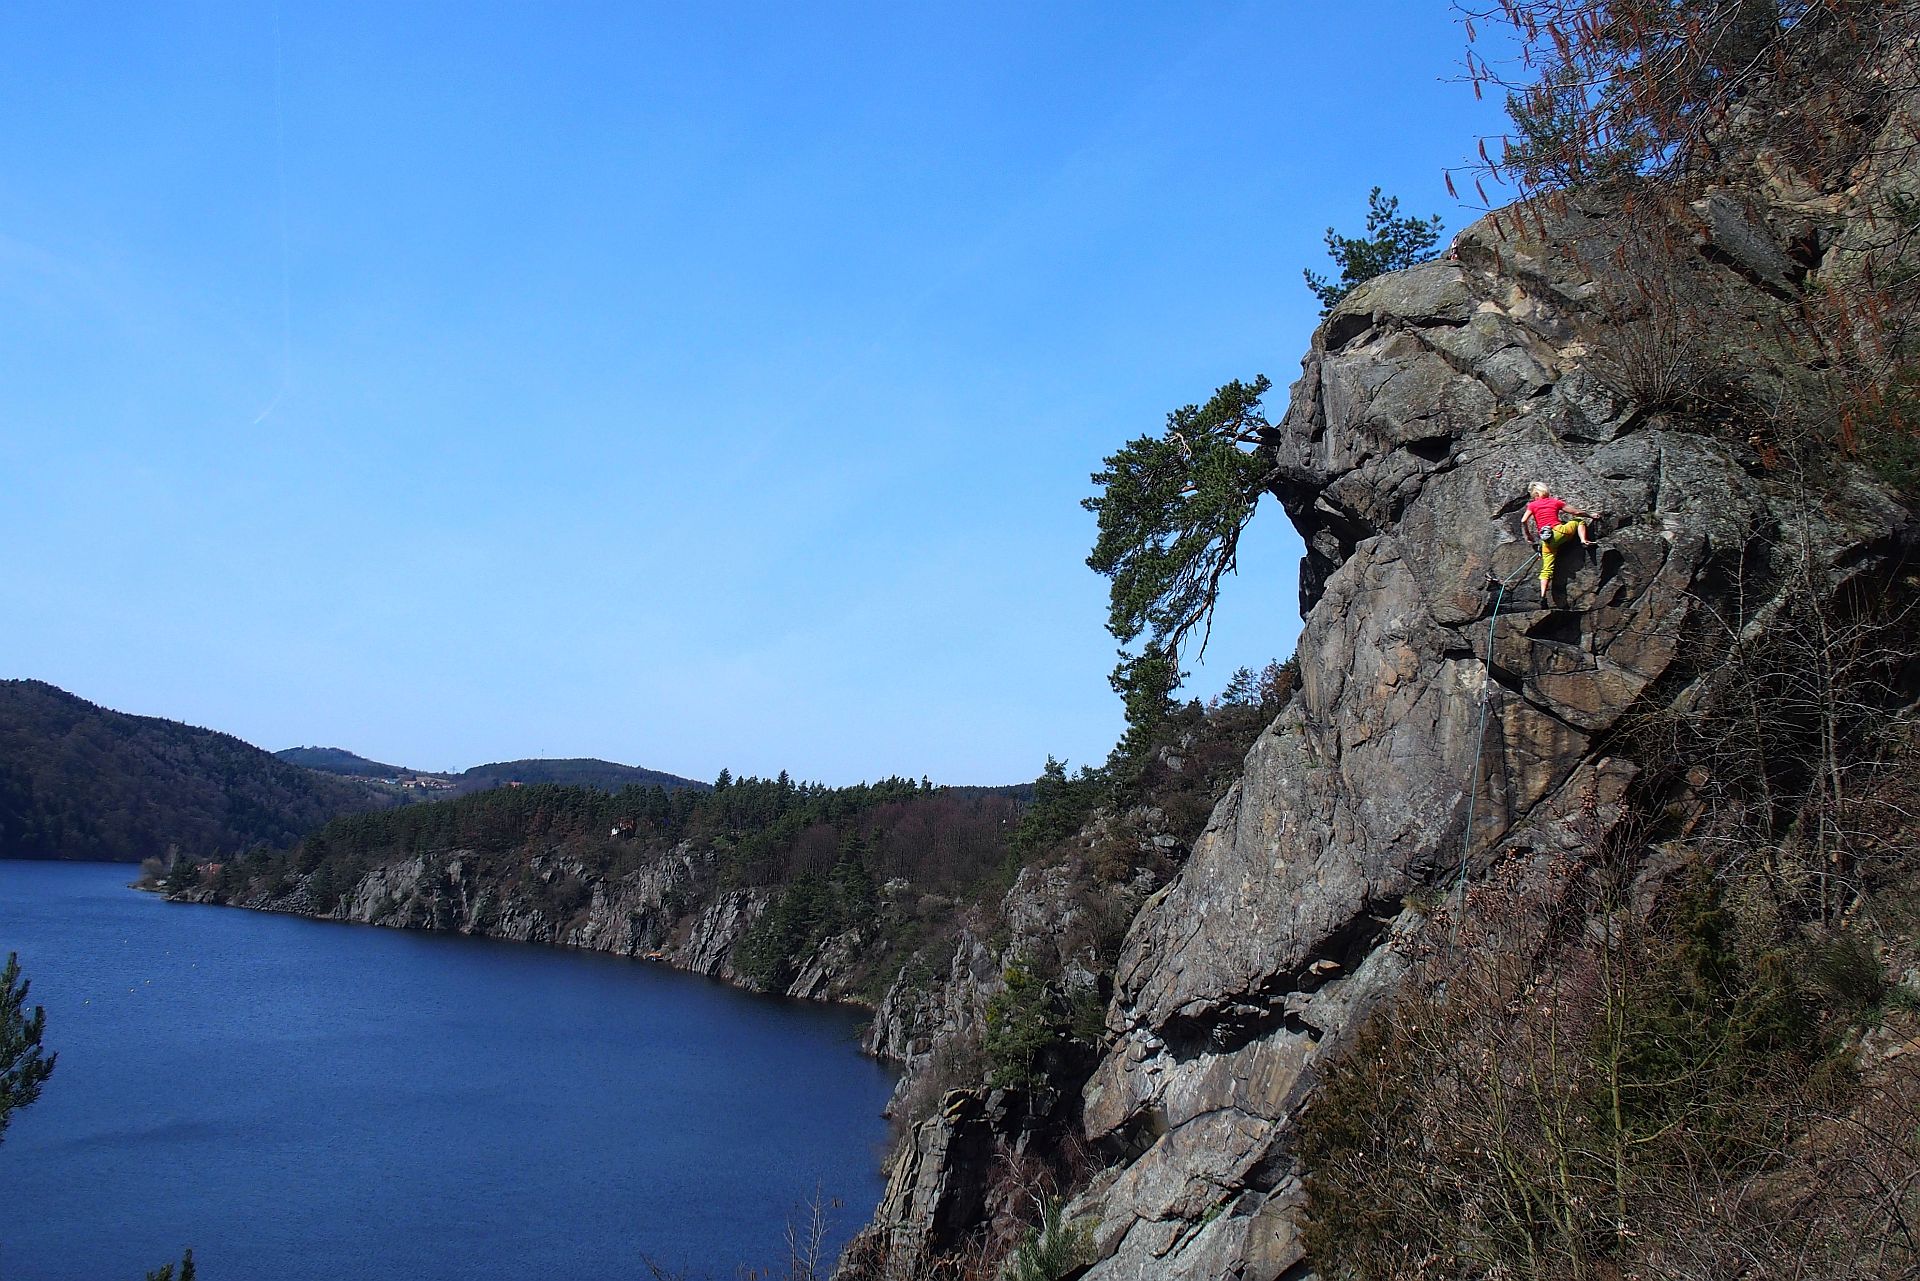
[1454,548,1543,902]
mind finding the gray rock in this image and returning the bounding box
[838,1090,1000,1280]
[677,888,770,981]
[1690,191,1799,289]
[1058,169,1915,1281]
[787,929,866,1001]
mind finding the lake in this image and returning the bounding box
[0,861,896,1280]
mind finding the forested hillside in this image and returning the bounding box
[0,681,396,863]
[276,747,706,794]
[445,758,706,795]
[170,662,1293,1017]
[178,772,1022,1004]
[274,747,407,778]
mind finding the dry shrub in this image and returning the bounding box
[1627,557,1920,931]
[1646,1041,1920,1279]
[1295,839,1917,1281]
[1787,267,1920,494]
[1298,537,1919,1279]
[1579,214,1761,421]
[1303,593,1920,1281]
[1454,1,1915,200]
[891,1023,988,1132]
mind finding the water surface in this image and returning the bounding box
[0,861,895,1280]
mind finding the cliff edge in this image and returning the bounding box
[851,79,1918,1280]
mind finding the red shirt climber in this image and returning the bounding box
[1522,482,1600,598]
[1525,493,1570,533]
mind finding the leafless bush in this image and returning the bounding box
[640,1183,846,1281]
[1301,547,1919,1280]
[1452,1,1916,201]
[1626,532,1920,929]
[1576,215,1756,420]
[891,1025,989,1133]
[1299,839,1920,1280]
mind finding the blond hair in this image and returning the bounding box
[1529,481,1549,498]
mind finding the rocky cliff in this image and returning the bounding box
[173,775,1034,1046]
[185,844,868,1000]
[846,107,1918,1279]
[156,38,1919,1275]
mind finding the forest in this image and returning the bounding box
[175,657,1296,1014]
[0,680,392,864]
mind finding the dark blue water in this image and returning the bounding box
[0,861,896,1281]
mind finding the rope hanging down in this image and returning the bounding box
[1455,548,1543,896]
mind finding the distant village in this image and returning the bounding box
[381,774,457,792]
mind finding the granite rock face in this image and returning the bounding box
[841,153,1915,1276]
[857,862,1124,1114]
[1063,185,1913,1279]
[863,926,999,1098]
[842,1088,1005,1280]
[201,844,870,998]
[840,860,1149,1276]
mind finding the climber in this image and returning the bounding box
[1522,481,1600,599]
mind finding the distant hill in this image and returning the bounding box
[275,746,408,778]
[0,681,398,863]
[450,758,708,795]
[278,747,709,797]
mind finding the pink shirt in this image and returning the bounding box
[1527,496,1567,531]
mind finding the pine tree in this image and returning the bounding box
[0,952,55,1145]
[1084,376,1273,729]
[144,1248,195,1281]
[1302,187,1444,315]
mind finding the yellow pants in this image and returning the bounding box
[1540,520,1586,588]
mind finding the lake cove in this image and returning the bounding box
[0,860,895,1281]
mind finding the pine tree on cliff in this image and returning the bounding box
[1084,376,1272,755]
[1086,192,1444,746]
[1302,187,1445,315]
[144,1249,194,1281]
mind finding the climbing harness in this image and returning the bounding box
[1454,548,1543,902]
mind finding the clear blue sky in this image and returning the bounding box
[1,3,1508,785]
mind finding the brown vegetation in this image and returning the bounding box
[1300,547,1920,1278]
[1457,1,1920,495]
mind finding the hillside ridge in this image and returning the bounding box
[276,746,710,796]
[0,680,396,863]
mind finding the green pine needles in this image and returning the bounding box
[145,1249,195,1281]
[1302,187,1444,315]
[0,952,55,1146]
[1003,1198,1092,1281]
[1083,375,1274,737]
[1081,191,1441,769]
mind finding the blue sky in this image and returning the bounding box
[1,3,1509,785]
